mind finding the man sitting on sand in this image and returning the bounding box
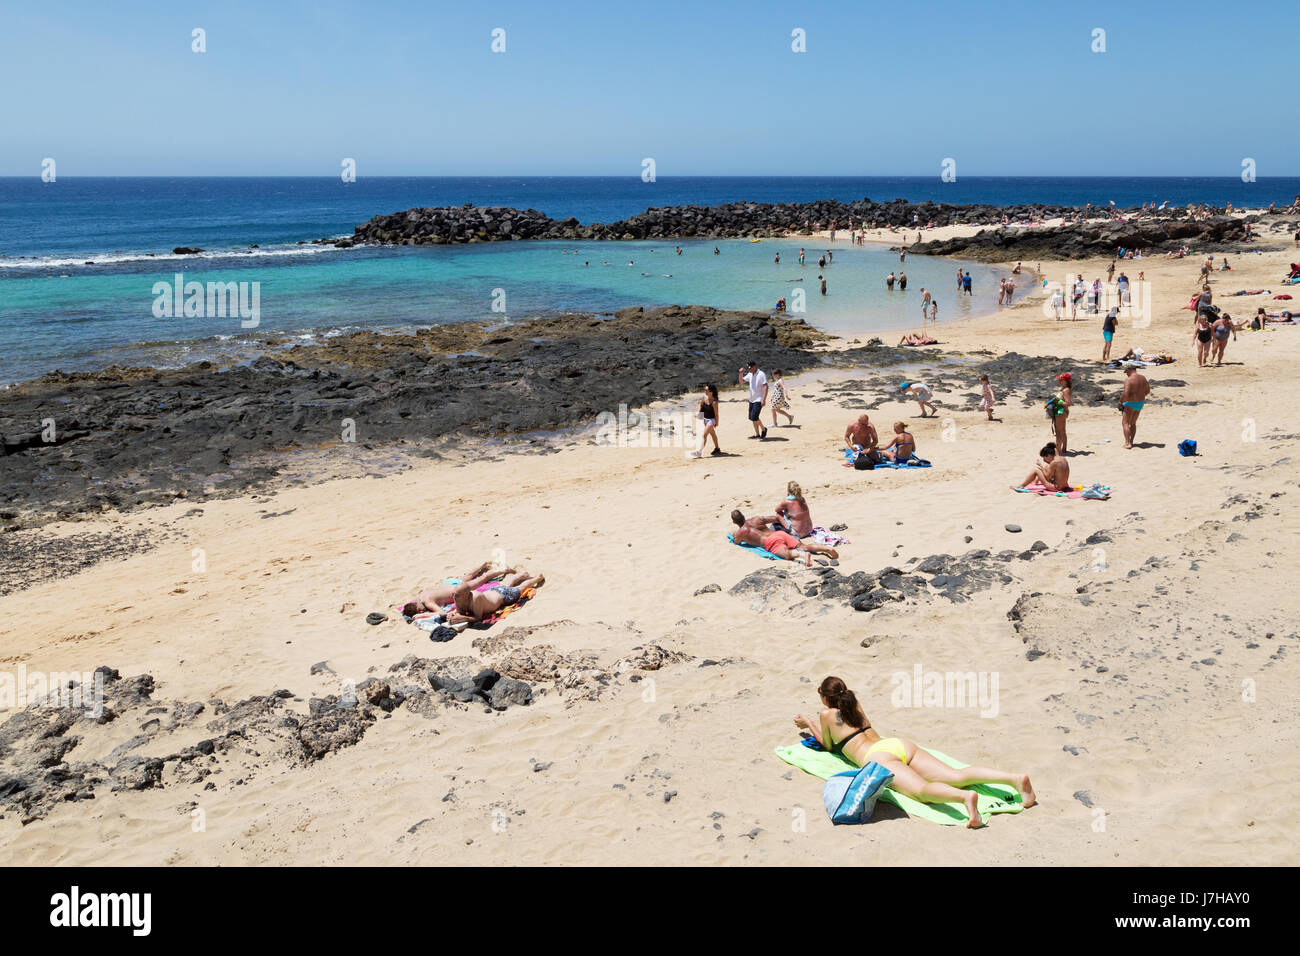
[445,569,546,625]
[731,510,838,566]
[1013,442,1070,491]
[845,414,879,454]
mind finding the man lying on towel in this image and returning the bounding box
[401,561,508,617]
[1012,442,1070,492]
[732,510,838,566]
[444,569,545,625]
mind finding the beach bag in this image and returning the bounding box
[822,762,894,824]
[853,454,876,471]
[1178,439,1198,457]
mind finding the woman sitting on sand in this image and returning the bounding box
[774,481,813,538]
[880,422,916,462]
[1013,441,1070,491]
[794,676,1035,828]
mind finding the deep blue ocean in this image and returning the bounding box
[2,176,1297,384]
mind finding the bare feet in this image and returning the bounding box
[964,791,984,829]
[1019,775,1036,809]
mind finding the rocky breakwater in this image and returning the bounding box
[910,215,1250,261]
[341,199,1088,246]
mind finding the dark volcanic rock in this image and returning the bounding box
[348,198,1087,247]
[910,215,1249,260]
[0,307,842,528]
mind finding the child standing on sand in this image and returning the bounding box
[979,374,997,421]
[770,369,794,426]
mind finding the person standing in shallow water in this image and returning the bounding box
[898,272,907,291]
[794,676,1036,829]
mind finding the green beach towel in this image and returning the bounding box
[775,743,1024,826]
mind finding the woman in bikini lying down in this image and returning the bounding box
[794,676,1035,828]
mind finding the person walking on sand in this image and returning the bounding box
[1194,310,1213,366]
[1051,286,1065,320]
[1013,441,1071,492]
[1048,372,1073,454]
[1102,306,1118,362]
[731,511,838,566]
[690,383,722,458]
[1211,311,1236,365]
[769,369,794,426]
[1118,363,1151,449]
[979,374,997,421]
[794,676,1036,829]
[899,381,936,417]
[739,361,769,439]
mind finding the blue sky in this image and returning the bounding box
[2,0,1295,176]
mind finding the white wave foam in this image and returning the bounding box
[0,241,353,270]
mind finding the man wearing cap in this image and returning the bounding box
[739,361,769,439]
[899,381,936,418]
[1118,364,1151,449]
[1102,306,1119,362]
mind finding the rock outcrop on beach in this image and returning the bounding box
[343,199,1094,246]
[0,307,838,526]
[908,216,1250,260]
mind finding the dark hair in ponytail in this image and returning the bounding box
[818,675,866,729]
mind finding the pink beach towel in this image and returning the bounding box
[1015,482,1085,498]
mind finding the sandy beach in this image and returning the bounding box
[3,229,1299,866]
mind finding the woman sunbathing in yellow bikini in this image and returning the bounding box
[793,675,1036,828]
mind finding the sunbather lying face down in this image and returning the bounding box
[1013,442,1070,491]
[793,675,1036,829]
[401,561,512,617]
[731,510,837,567]
[445,569,546,624]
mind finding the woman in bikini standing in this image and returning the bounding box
[794,676,1035,828]
[690,383,722,458]
[1050,372,1073,454]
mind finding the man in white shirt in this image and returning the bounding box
[739,361,769,439]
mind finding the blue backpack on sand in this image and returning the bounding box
[822,762,894,824]
[1178,439,1198,457]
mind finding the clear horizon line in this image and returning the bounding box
[3,173,1299,180]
